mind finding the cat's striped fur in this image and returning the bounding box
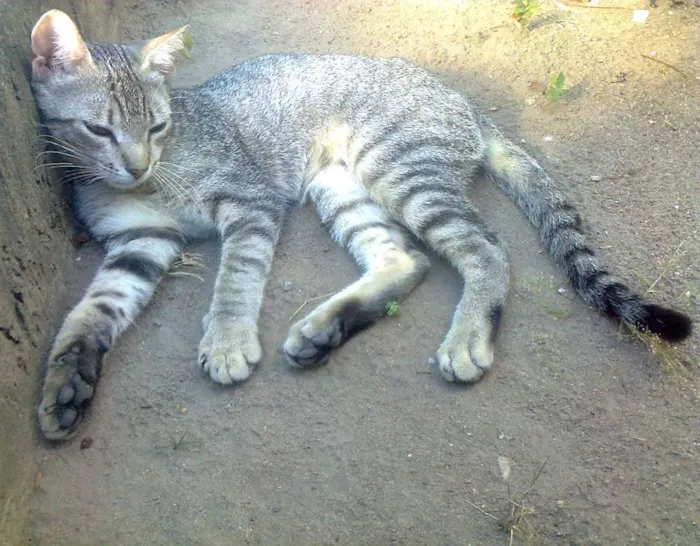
[31,10,691,440]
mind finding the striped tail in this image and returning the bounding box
[479,121,692,343]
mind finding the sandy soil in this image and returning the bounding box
[30,1,699,544]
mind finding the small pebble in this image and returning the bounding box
[590,175,601,182]
[153,319,162,327]
[282,281,293,292]
[632,9,649,24]
[427,357,436,366]
[489,106,499,111]
[80,437,93,450]
[557,288,567,294]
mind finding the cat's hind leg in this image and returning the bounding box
[283,161,430,368]
[381,175,510,383]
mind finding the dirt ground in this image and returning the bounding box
[29,1,699,544]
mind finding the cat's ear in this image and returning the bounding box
[140,26,189,79]
[31,10,93,80]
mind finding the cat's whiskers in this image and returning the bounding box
[36,150,84,163]
[158,160,199,174]
[57,169,102,186]
[35,162,80,172]
[155,164,203,204]
[36,134,87,154]
[157,172,198,206]
[152,171,189,206]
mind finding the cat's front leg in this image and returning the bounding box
[39,231,183,440]
[198,197,284,384]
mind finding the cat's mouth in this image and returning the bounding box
[106,165,153,190]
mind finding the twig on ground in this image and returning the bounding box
[522,458,548,499]
[288,292,337,322]
[641,54,693,80]
[554,0,634,10]
[168,429,189,450]
[465,499,500,521]
[167,270,205,282]
[644,240,685,296]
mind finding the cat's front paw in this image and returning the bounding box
[436,329,493,383]
[38,339,104,440]
[198,317,261,384]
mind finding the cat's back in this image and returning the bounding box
[189,53,469,134]
[198,53,454,107]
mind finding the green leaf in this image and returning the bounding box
[512,0,538,26]
[183,34,194,58]
[546,72,568,103]
[385,301,400,317]
[555,72,566,88]
[543,308,570,320]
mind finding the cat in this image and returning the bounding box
[30,10,692,440]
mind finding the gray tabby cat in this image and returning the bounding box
[31,10,691,440]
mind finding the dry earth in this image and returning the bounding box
[30,1,699,544]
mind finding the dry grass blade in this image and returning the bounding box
[464,499,500,521]
[167,271,205,282]
[621,239,696,394]
[168,252,208,282]
[289,292,337,322]
[464,460,547,545]
[553,0,633,10]
[643,241,685,297]
[641,54,694,80]
[167,429,190,450]
[620,322,697,398]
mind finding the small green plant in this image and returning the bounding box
[385,301,400,317]
[543,308,569,320]
[183,34,195,58]
[512,0,538,27]
[546,72,568,103]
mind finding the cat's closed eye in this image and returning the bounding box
[149,122,167,136]
[84,122,114,139]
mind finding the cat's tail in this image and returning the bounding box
[478,118,692,343]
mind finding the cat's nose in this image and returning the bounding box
[127,167,147,180]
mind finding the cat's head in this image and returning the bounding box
[30,10,187,189]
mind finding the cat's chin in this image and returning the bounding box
[106,173,151,191]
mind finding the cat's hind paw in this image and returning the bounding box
[283,315,344,368]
